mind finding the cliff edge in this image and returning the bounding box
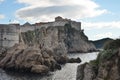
[77,39,120,80]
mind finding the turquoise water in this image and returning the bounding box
[0,52,98,80]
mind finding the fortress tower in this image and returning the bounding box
[55,16,81,30]
[55,16,63,21]
[0,24,19,48]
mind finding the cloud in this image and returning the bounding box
[0,0,4,2]
[0,14,5,19]
[82,21,120,30]
[9,20,20,24]
[94,32,113,39]
[0,0,4,3]
[16,0,107,22]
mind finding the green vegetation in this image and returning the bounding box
[97,38,120,62]
[104,39,120,50]
[90,38,120,71]
[97,49,117,62]
[96,38,120,64]
[90,59,99,66]
[21,30,36,44]
[88,38,120,79]
[21,29,42,45]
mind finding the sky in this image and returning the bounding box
[0,0,120,40]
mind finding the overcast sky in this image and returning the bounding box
[0,0,120,40]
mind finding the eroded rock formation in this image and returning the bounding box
[0,44,63,73]
[0,43,81,74]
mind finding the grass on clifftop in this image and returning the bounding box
[90,38,120,66]
[104,38,120,50]
[89,39,120,76]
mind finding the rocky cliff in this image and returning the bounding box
[0,43,81,74]
[77,49,120,80]
[0,22,94,74]
[77,39,120,80]
[21,23,96,53]
[0,44,63,74]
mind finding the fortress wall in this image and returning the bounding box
[0,24,19,48]
[35,21,68,29]
[71,21,81,30]
[20,26,35,32]
[39,20,81,31]
[2,40,18,47]
[0,17,82,48]
[53,21,69,26]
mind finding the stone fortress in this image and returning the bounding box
[0,24,19,48]
[0,16,81,48]
[38,16,81,30]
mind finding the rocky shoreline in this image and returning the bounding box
[0,43,81,74]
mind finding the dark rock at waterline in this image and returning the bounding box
[68,57,81,63]
[55,64,61,70]
[56,56,82,64]
[50,63,61,71]
[56,55,69,64]
[31,65,49,74]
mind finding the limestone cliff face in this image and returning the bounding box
[21,23,96,53]
[76,49,120,80]
[63,24,96,53]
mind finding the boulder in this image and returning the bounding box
[68,57,81,63]
[56,55,69,64]
[31,65,49,74]
[54,63,61,70]
[76,63,96,80]
[42,51,50,58]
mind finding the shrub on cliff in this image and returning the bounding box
[104,38,120,50]
[21,31,35,44]
[97,49,117,62]
[90,38,120,67]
